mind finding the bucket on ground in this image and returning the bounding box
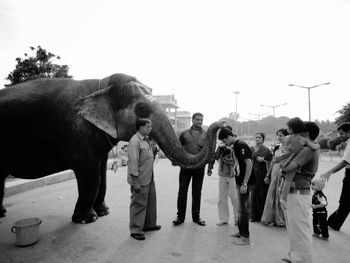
[11,217,42,247]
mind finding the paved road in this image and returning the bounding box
[0,157,349,263]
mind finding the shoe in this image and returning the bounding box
[230,232,241,238]
[312,233,320,237]
[281,256,292,263]
[216,221,228,226]
[193,218,206,226]
[130,233,145,240]
[233,236,250,245]
[172,217,184,226]
[315,235,329,241]
[143,225,161,232]
[328,224,340,231]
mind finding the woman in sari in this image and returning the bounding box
[261,128,289,226]
[249,132,273,222]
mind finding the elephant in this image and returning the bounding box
[0,73,223,223]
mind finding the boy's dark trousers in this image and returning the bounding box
[313,211,329,238]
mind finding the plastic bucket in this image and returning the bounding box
[11,217,42,247]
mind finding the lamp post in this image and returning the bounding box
[249,112,269,121]
[233,91,240,134]
[288,82,330,121]
[260,103,287,117]
[249,113,268,132]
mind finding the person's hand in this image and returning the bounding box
[280,197,287,210]
[240,184,248,194]
[264,177,270,185]
[311,204,316,209]
[218,142,226,148]
[320,171,331,182]
[256,156,265,162]
[133,183,141,193]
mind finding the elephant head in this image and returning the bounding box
[76,73,223,169]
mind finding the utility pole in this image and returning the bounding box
[289,82,330,121]
[233,91,240,135]
[249,113,268,133]
[249,112,269,121]
[260,103,287,117]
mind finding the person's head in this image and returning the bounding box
[311,179,325,192]
[255,132,265,145]
[218,127,236,146]
[287,117,304,135]
[136,118,152,136]
[303,121,320,141]
[192,112,203,128]
[276,128,288,143]
[336,122,350,142]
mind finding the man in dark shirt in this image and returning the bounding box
[172,113,207,226]
[218,128,253,245]
[281,121,320,263]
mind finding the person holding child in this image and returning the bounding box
[276,117,319,209]
[280,121,320,263]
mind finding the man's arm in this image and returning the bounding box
[127,140,141,192]
[240,158,252,194]
[320,160,349,182]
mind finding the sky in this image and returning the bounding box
[1,0,349,126]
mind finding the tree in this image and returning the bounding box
[5,46,72,86]
[335,102,350,125]
[327,136,343,151]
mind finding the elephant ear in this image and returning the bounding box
[75,87,118,139]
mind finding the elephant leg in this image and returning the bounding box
[0,166,8,218]
[72,164,100,224]
[93,155,109,217]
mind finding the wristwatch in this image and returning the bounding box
[242,182,247,186]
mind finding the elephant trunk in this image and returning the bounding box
[150,103,223,169]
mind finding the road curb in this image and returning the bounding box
[4,159,115,197]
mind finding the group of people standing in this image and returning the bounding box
[125,113,350,263]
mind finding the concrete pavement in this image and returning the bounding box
[1,157,350,263]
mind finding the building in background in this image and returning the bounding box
[170,111,192,133]
[153,95,191,133]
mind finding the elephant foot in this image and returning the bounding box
[0,206,6,218]
[94,202,109,217]
[72,209,98,224]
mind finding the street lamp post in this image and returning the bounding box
[288,82,330,121]
[233,91,240,134]
[249,112,268,132]
[249,112,269,121]
[260,103,287,117]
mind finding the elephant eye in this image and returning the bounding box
[135,102,151,118]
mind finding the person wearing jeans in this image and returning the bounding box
[218,128,253,245]
[173,113,207,226]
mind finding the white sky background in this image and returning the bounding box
[1,0,349,126]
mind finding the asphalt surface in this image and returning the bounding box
[1,157,350,263]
